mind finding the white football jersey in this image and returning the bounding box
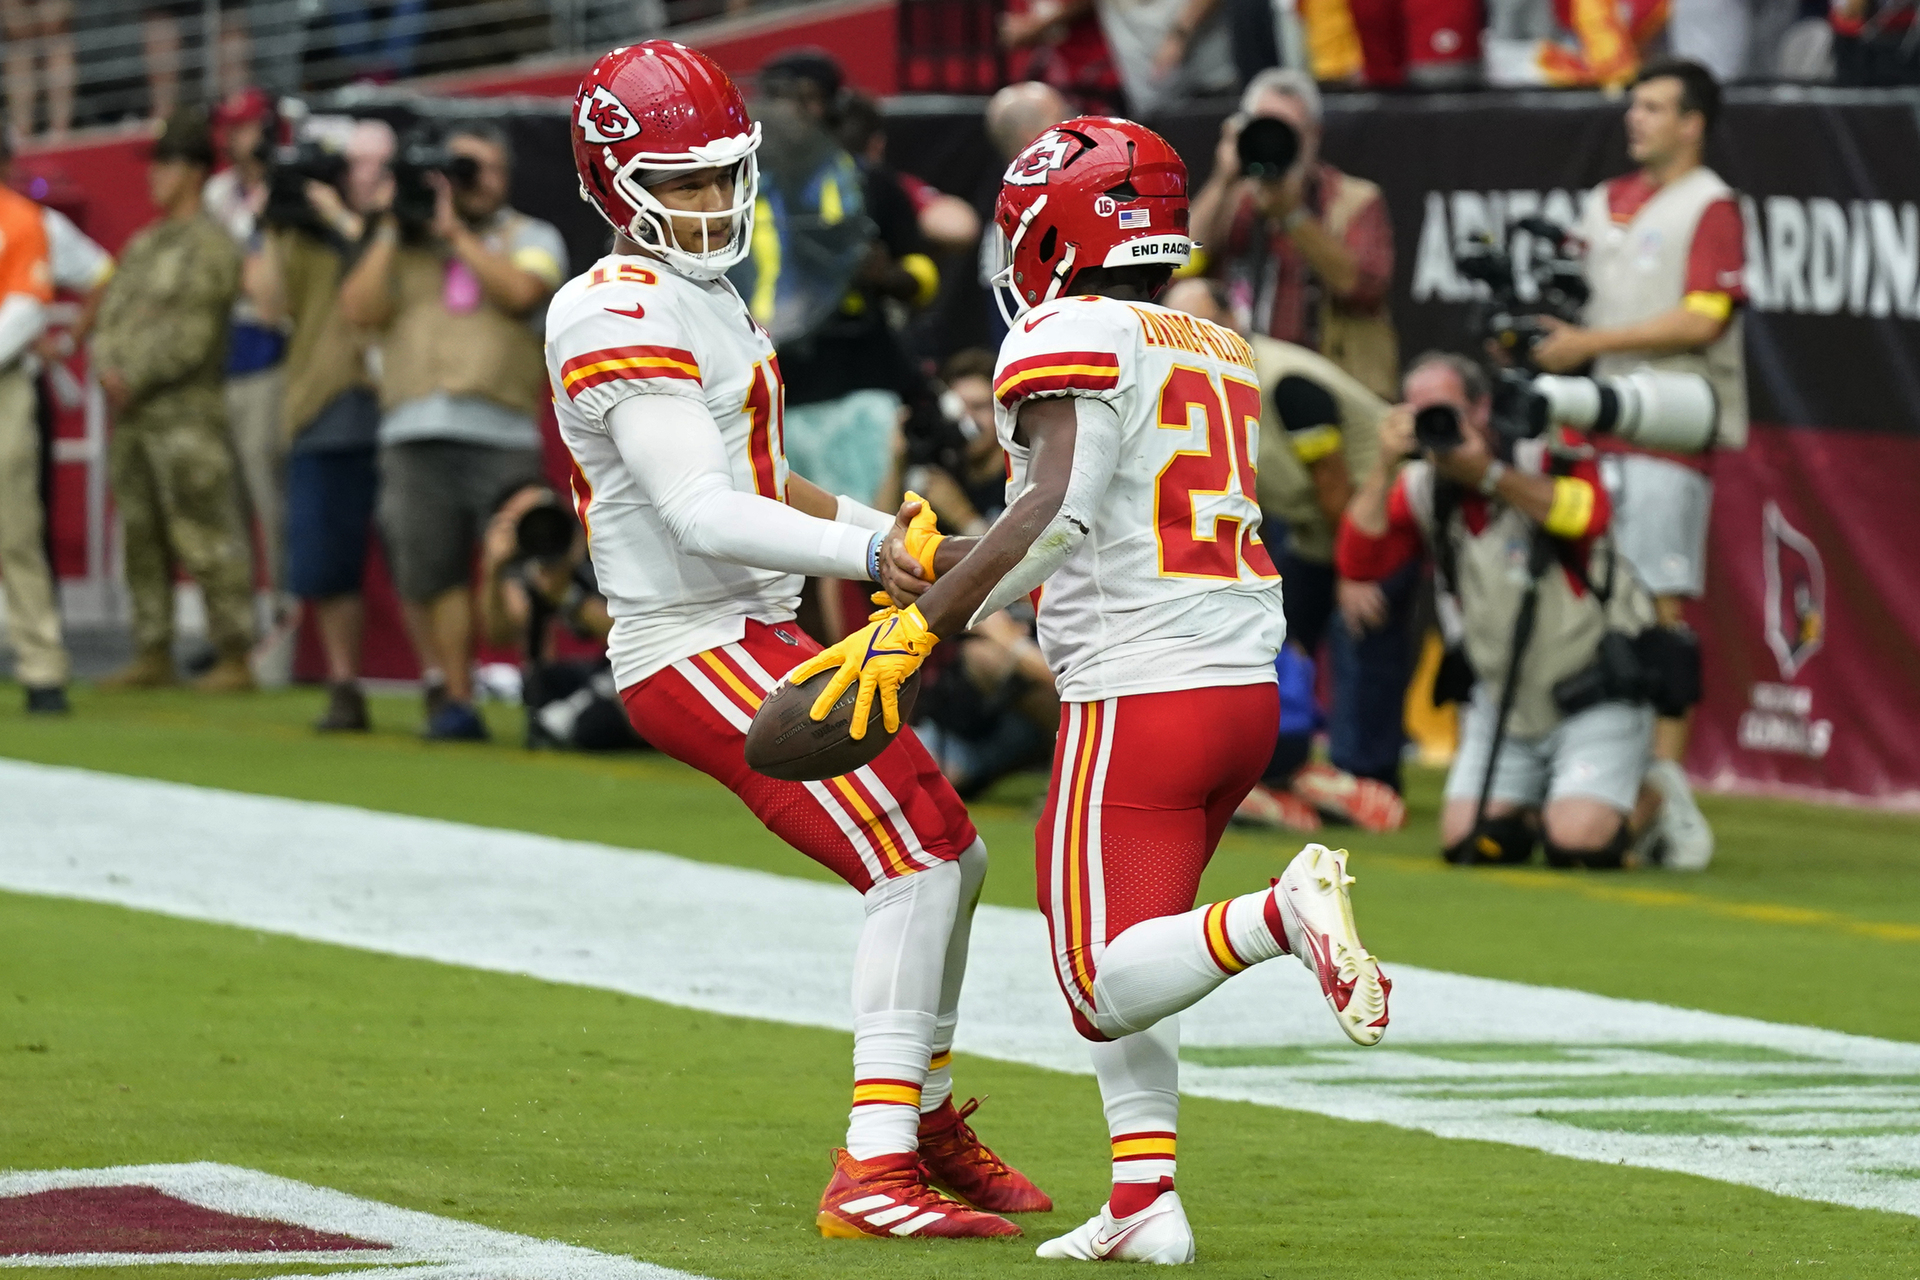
[546,255,796,689]
[993,295,1287,702]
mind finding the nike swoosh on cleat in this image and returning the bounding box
[1093,1219,1151,1258]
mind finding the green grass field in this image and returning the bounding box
[4,685,1920,1278]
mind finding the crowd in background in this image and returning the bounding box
[0,0,1895,855]
[1,0,1917,144]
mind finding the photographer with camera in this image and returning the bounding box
[339,121,567,742]
[249,118,394,732]
[1187,68,1397,399]
[1338,352,1663,870]
[478,482,644,753]
[1527,58,1744,870]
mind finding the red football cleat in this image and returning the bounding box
[816,1148,1023,1239]
[1291,762,1406,833]
[917,1097,1053,1213]
[1234,782,1322,832]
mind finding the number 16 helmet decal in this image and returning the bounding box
[992,117,1192,323]
[571,41,762,280]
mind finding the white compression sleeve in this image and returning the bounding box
[608,395,878,580]
[835,493,896,533]
[0,295,47,368]
[967,395,1122,627]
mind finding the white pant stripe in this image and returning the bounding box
[1050,703,1090,1016]
[725,641,783,691]
[802,778,887,886]
[1085,698,1118,970]
[672,659,752,732]
[853,764,940,871]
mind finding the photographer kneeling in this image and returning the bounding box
[479,483,645,753]
[1337,353,1660,870]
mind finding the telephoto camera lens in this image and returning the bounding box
[514,504,576,563]
[1413,403,1466,454]
[1236,116,1300,180]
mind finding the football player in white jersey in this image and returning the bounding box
[549,42,1048,1238]
[791,117,1392,1263]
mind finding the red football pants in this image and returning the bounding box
[1036,684,1280,1035]
[621,619,977,894]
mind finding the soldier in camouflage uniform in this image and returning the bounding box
[92,108,257,692]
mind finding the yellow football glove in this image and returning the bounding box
[901,491,945,580]
[788,604,939,740]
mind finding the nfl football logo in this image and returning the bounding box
[1118,208,1151,229]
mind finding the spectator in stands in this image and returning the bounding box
[257,117,392,733]
[998,0,1126,115]
[1093,0,1236,115]
[1188,68,1399,400]
[92,108,255,692]
[1238,0,1480,86]
[1338,352,1657,870]
[0,129,65,712]
[478,482,645,753]
[1163,277,1407,831]
[206,87,294,673]
[1483,0,1665,86]
[339,121,566,741]
[1831,0,1920,84]
[838,92,980,255]
[3,0,74,138]
[322,0,429,82]
[758,51,940,637]
[1530,59,1745,871]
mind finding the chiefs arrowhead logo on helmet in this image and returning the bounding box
[578,84,641,144]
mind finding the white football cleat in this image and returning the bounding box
[1035,1189,1195,1264]
[1276,844,1391,1047]
[1646,759,1714,871]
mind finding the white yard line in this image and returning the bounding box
[0,1162,708,1278]
[3,759,1918,1219]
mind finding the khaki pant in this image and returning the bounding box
[225,364,286,593]
[0,365,69,686]
[110,409,256,656]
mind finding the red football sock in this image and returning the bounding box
[1110,1176,1173,1218]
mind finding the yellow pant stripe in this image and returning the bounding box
[697,651,764,711]
[1111,1136,1178,1159]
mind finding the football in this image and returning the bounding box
[744,668,921,782]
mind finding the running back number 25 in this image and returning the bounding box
[1155,366,1278,580]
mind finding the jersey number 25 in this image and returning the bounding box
[1155,366,1278,581]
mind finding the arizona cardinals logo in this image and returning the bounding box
[578,85,641,144]
[1762,500,1824,679]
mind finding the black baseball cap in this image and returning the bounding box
[151,107,216,167]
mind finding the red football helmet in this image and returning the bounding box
[991,117,1191,322]
[571,41,761,279]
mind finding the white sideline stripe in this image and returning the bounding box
[2,760,1918,1220]
[0,1162,708,1278]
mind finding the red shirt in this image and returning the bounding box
[1603,171,1748,302]
[1335,442,1613,596]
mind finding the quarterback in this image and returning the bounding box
[792,117,1391,1262]
[549,42,1046,1238]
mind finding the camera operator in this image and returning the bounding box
[1338,353,1660,870]
[338,121,567,742]
[1187,68,1398,399]
[1528,58,1743,870]
[253,118,394,732]
[478,482,644,753]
